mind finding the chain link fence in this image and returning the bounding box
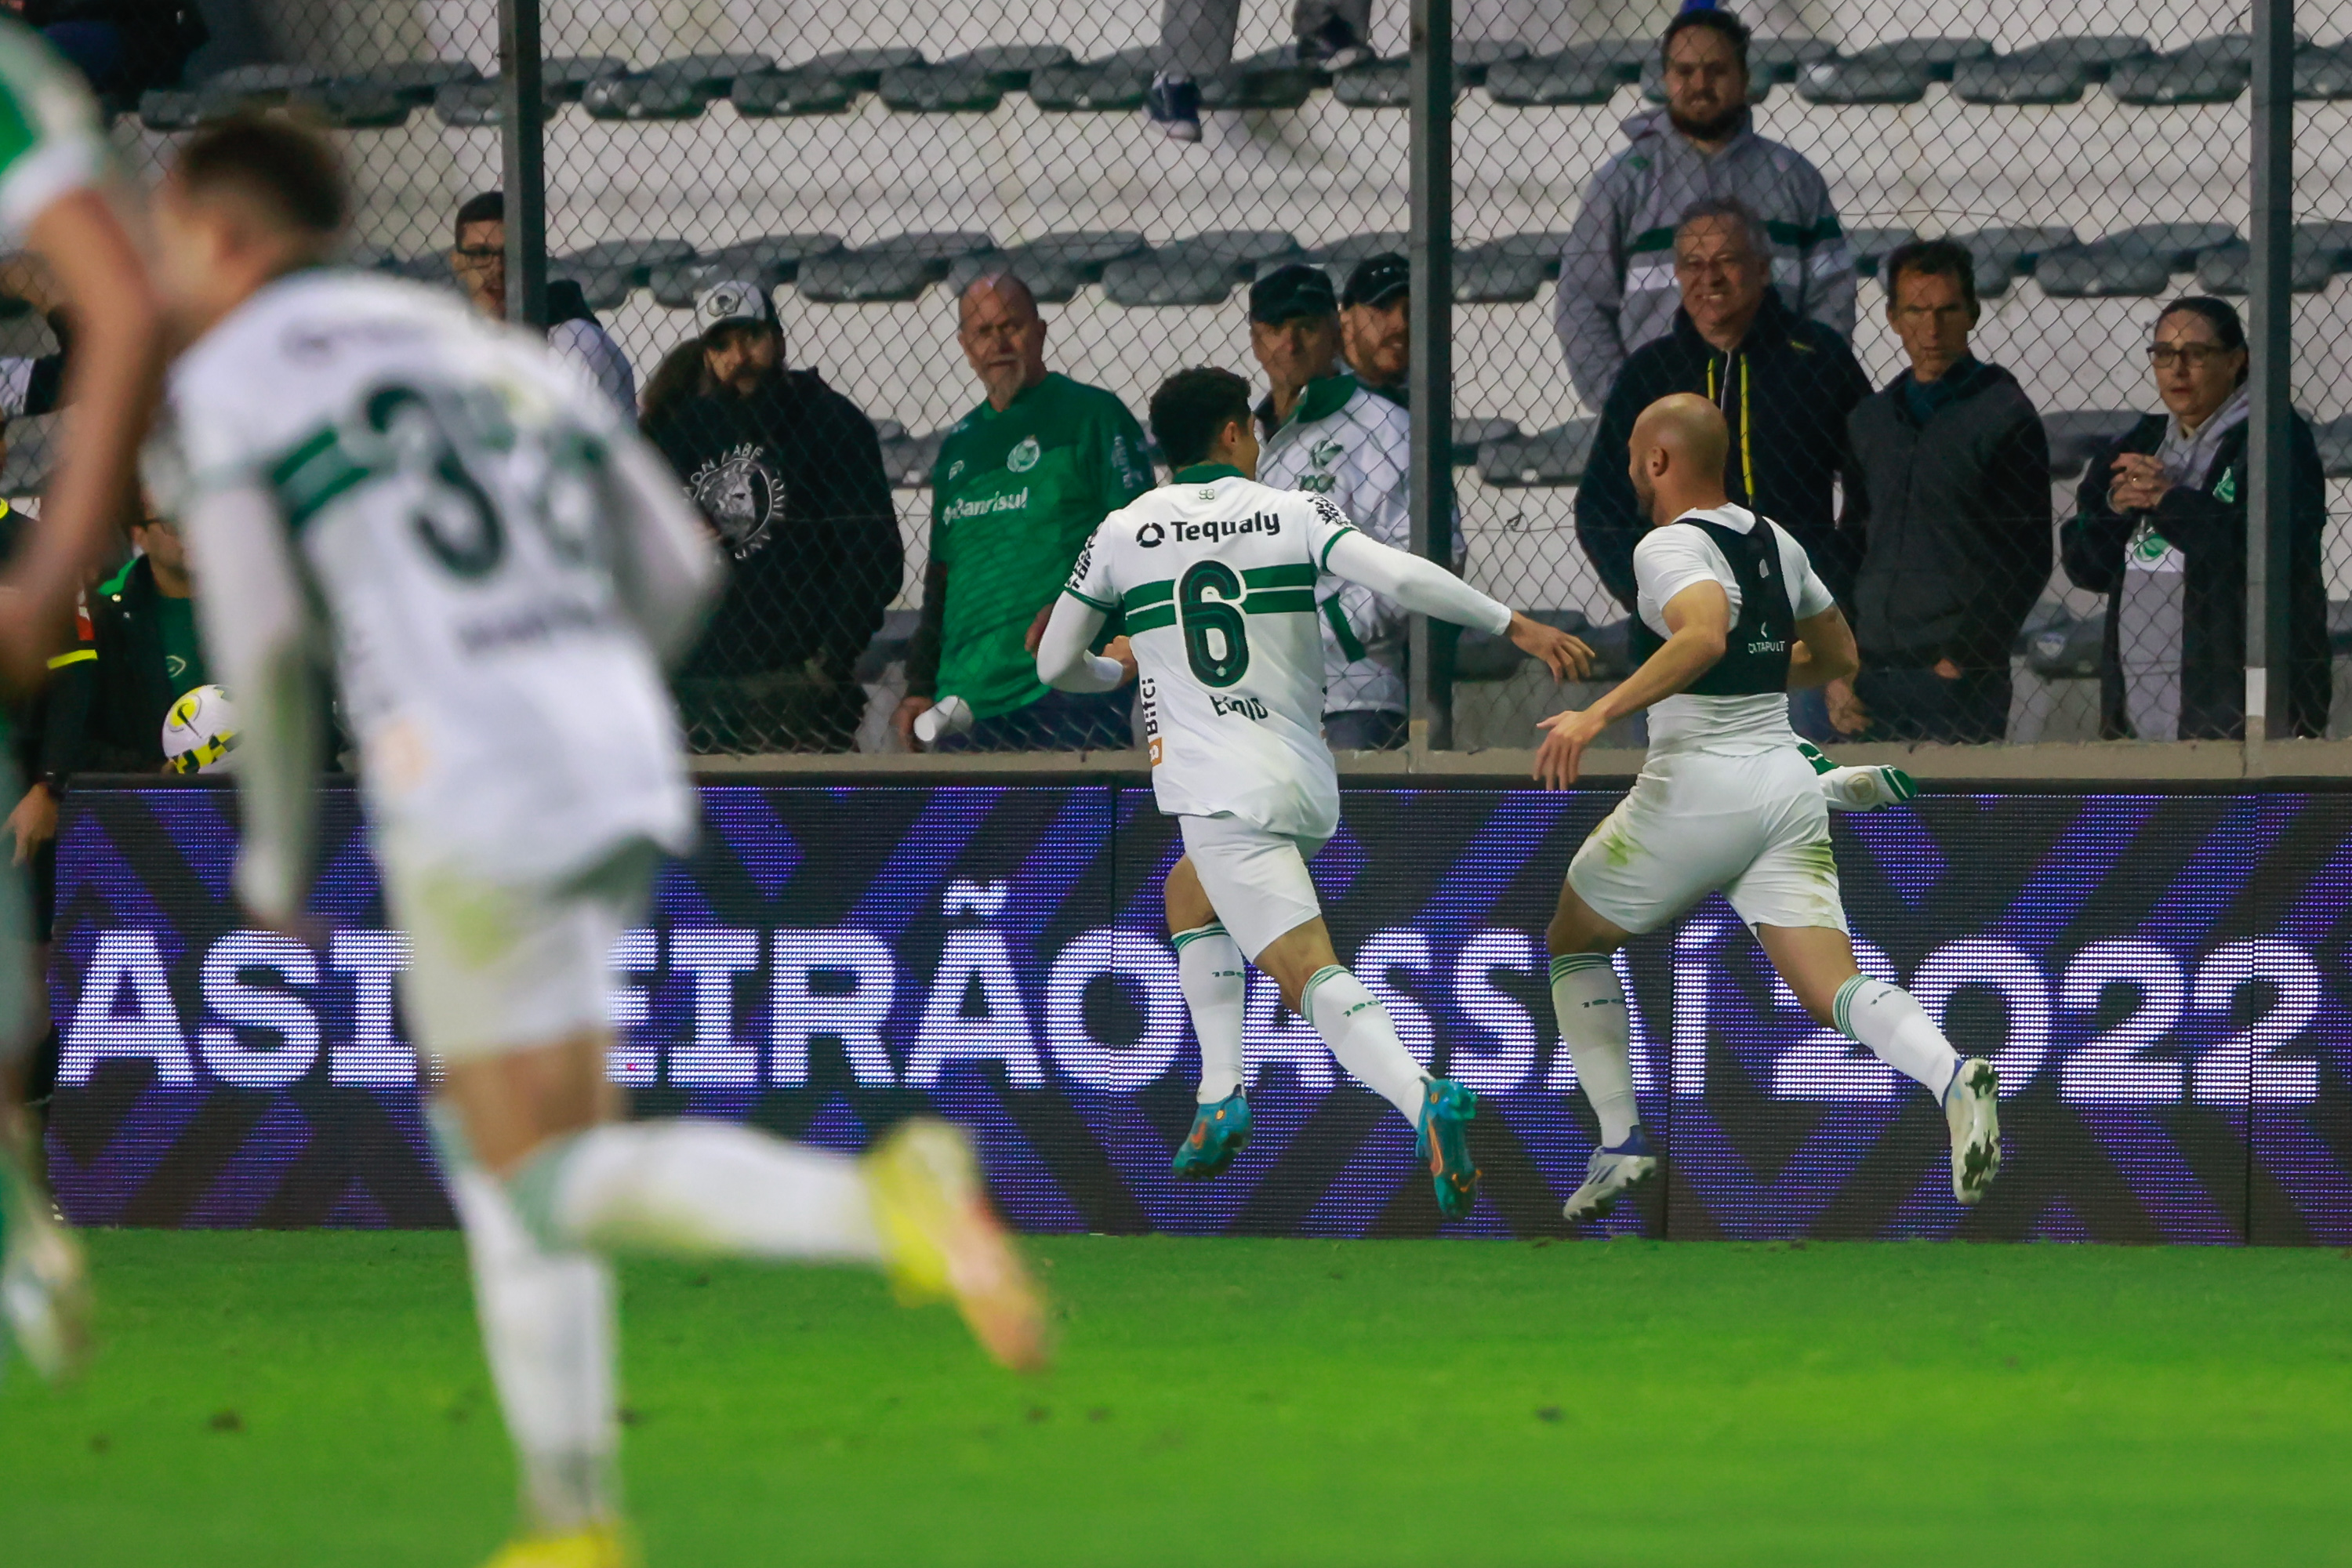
[13,0,2347,757]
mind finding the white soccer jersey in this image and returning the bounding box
[161,270,720,915]
[1633,502,1835,757]
[1064,469,1359,839]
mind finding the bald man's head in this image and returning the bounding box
[1628,393,1731,524]
[958,271,1048,409]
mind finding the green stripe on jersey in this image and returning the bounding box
[1064,586,1114,612]
[267,424,376,530]
[1122,579,1174,613]
[1124,604,1178,635]
[1321,594,1366,661]
[1242,563,1315,590]
[1318,526,1356,570]
[1244,590,1315,615]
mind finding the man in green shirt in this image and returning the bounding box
[895,274,1153,750]
[81,507,207,770]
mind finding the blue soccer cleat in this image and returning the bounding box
[1415,1078,1481,1221]
[1171,1094,1250,1180]
[1562,1127,1658,1223]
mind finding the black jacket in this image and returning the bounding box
[2060,411,2329,740]
[1847,360,2052,670]
[1577,291,1873,610]
[646,368,900,681]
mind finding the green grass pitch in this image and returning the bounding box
[5,1231,2352,1566]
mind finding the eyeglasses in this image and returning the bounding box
[2148,343,2227,369]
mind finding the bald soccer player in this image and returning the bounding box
[1534,394,2001,1223]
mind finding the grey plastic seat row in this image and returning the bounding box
[2041,410,2141,478]
[1477,419,1597,488]
[648,235,845,306]
[2194,238,2336,295]
[878,430,949,490]
[2034,223,2240,296]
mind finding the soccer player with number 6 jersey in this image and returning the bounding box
[1035,368,1594,1219]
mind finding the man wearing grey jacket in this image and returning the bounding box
[1554,5,1853,409]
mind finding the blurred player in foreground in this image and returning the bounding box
[0,15,168,1387]
[1534,394,2000,1222]
[1036,367,1592,1218]
[147,118,1046,1567]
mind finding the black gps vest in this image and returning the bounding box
[1628,514,1796,696]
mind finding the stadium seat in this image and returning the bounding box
[287,80,412,129]
[796,49,924,90]
[1474,231,1575,281]
[871,419,908,443]
[581,75,706,121]
[1101,252,1238,307]
[646,53,775,96]
[434,81,507,127]
[1795,60,1927,104]
[879,430,948,489]
[2194,238,2335,295]
[730,69,859,116]
[1749,36,1837,82]
[2316,416,2352,480]
[2111,222,2241,269]
[1845,229,1915,278]
[562,239,695,283]
[941,45,1073,89]
[1019,230,1149,275]
[1201,52,1318,109]
[867,231,997,263]
[198,62,325,98]
[2107,53,2246,105]
[138,89,220,130]
[1453,38,1532,85]
[1165,230,1301,278]
[1027,50,1152,111]
[649,235,843,307]
[1453,243,1548,303]
[1951,226,2078,296]
[2010,35,2151,78]
[1333,61,1411,107]
[878,64,1005,113]
[2034,227,2234,299]
[1950,56,2089,105]
[796,249,942,303]
[2299,221,2352,266]
[1639,58,1772,103]
[1841,36,1991,78]
[542,57,629,100]
[1556,37,1651,81]
[1452,416,1521,466]
[1477,419,1595,487]
[2296,45,2352,100]
[945,249,1086,303]
[1485,55,1621,106]
[2040,409,2140,477]
[1305,233,1407,267]
[358,60,482,103]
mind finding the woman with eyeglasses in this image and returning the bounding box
[2060,294,2328,741]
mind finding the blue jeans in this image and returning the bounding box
[935,687,1134,752]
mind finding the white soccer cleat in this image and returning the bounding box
[1,1160,92,1383]
[1562,1127,1658,1223]
[1944,1058,2001,1206]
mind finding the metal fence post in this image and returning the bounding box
[1406,0,1454,757]
[498,0,547,331]
[2245,0,2294,766]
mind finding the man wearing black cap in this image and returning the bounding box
[644,279,901,753]
[1340,251,1409,404]
[1250,263,1417,750]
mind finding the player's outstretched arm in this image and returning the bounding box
[1533,580,1730,789]
[0,191,165,689]
[181,481,322,926]
[1034,593,1134,694]
[1784,605,1859,691]
[1322,530,1594,679]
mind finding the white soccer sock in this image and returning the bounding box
[445,1161,619,1537]
[1301,964,1429,1123]
[1834,975,1961,1097]
[517,1121,885,1261]
[1550,953,1639,1145]
[1174,922,1247,1103]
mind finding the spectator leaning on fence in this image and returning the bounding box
[896,274,1153,752]
[1248,263,1416,752]
[1339,252,1409,405]
[1554,5,1853,411]
[2060,296,2328,742]
[1841,239,2052,745]
[646,280,901,753]
[448,190,637,417]
[1577,198,1871,622]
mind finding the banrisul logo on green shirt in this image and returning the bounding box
[1007,435,1040,473]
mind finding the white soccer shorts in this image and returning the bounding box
[379,839,657,1062]
[1566,746,1849,936]
[1178,813,1331,960]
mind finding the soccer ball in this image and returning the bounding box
[162,684,239,775]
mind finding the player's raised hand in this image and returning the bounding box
[1507,612,1595,682]
[1533,706,1610,789]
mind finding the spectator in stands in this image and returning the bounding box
[647,280,900,753]
[1147,0,1374,141]
[896,274,1152,751]
[2061,296,2329,741]
[448,191,636,416]
[1249,263,1415,750]
[1340,251,1409,405]
[1577,198,1871,617]
[1554,5,1853,410]
[76,502,205,771]
[1841,239,2051,743]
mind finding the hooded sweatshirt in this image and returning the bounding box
[1555,106,1854,409]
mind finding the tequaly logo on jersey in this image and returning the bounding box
[1138,512,1283,548]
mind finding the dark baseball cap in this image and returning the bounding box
[1342,252,1409,308]
[1248,263,1338,324]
